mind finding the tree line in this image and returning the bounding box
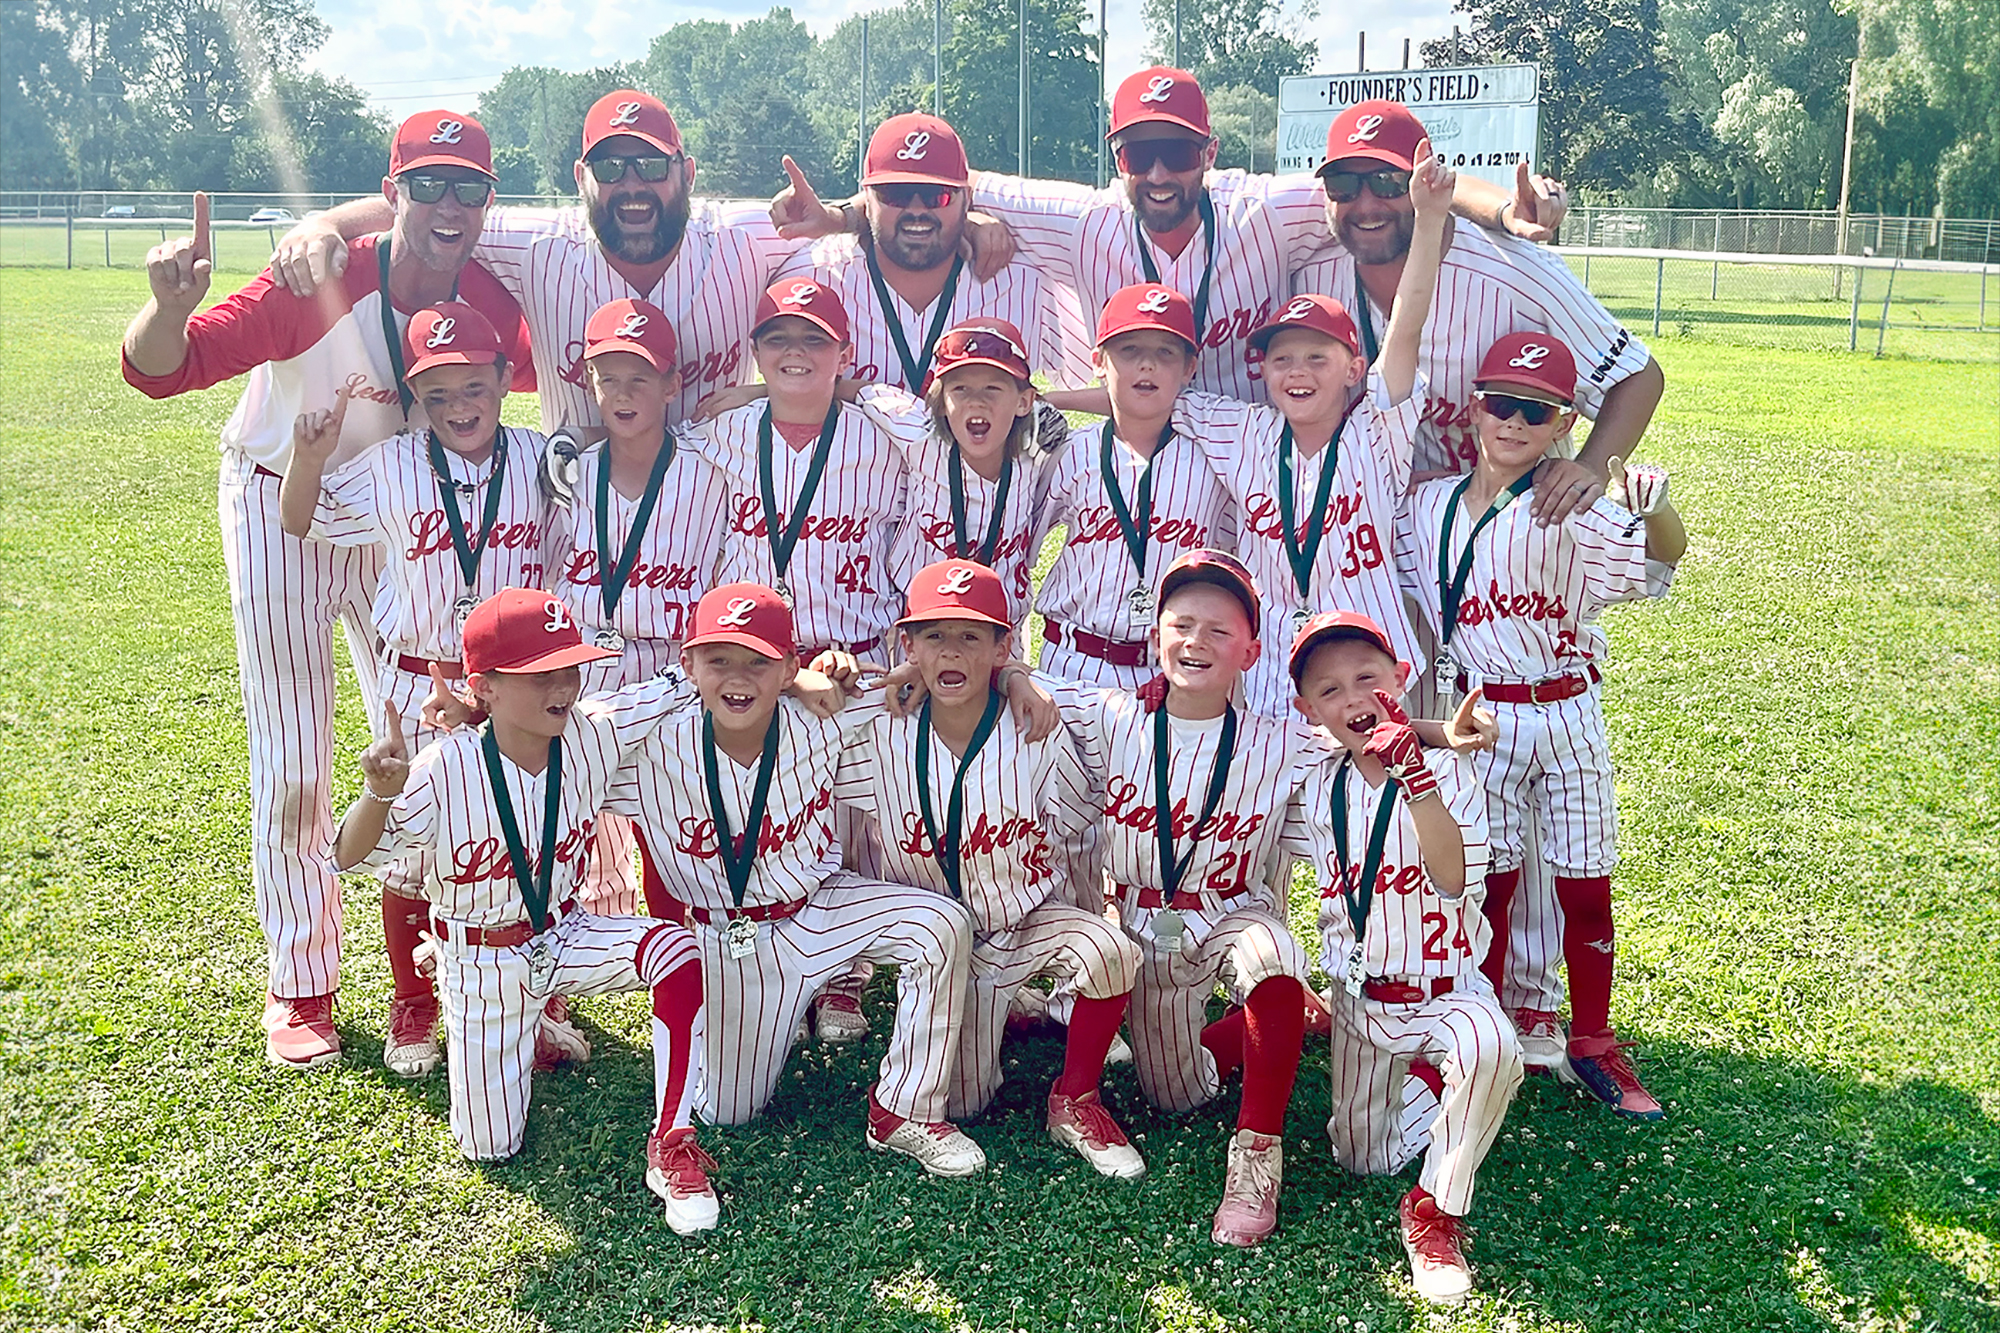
[3,0,1994,215]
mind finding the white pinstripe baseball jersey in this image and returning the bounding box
[690,402,908,652]
[606,696,876,913]
[1396,486,1664,683]
[833,707,1099,937]
[772,236,1093,391]
[1282,752,1491,982]
[1292,223,1652,476]
[1034,422,1234,647]
[473,201,801,431]
[1176,374,1425,717]
[358,674,693,925]
[314,427,551,659]
[852,384,1064,628]
[550,439,728,656]
[970,170,1337,400]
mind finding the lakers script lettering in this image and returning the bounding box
[405,513,546,561]
[671,782,836,860]
[1455,580,1568,628]
[1102,775,1265,846]
[729,495,873,543]
[446,817,597,888]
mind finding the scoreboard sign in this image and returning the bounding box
[1276,63,1541,186]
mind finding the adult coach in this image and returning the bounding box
[771,113,1090,391]
[120,112,534,1068]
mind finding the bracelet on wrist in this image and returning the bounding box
[362,786,397,806]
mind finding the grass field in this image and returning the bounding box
[1,266,1997,1333]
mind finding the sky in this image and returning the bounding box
[305,0,1464,119]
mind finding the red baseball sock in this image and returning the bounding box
[648,955,702,1136]
[1555,874,1615,1038]
[1199,1007,1247,1079]
[382,891,433,1002]
[1236,976,1306,1136]
[1052,992,1130,1098]
[1478,867,1523,993]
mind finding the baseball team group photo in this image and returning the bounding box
[2,1,1995,1330]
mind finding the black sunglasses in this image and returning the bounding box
[873,183,956,210]
[588,153,680,184]
[1320,168,1413,203]
[1116,139,1205,175]
[401,175,494,206]
[1475,392,1567,426]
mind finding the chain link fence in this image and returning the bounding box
[1565,208,2000,265]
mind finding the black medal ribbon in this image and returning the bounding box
[1135,191,1217,340]
[1352,266,1381,367]
[868,250,965,390]
[478,725,564,932]
[914,690,1005,900]
[1276,399,1362,603]
[1099,420,1176,586]
[595,430,677,625]
[1436,471,1537,655]
[701,711,780,907]
[1152,697,1238,900]
[428,429,509,591]
[377,235,461,420]
[1330,754,1402,951]
[757,402,840,589]
[947,444,1013,564]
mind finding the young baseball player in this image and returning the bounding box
[330,588,716,1232]
[549,297,730,917]
[1282,611,1521,1303]
[1034,285,1235,689]
[607,583,989,1177]
[835,559,1145,1177]
[1396,331,1686,1121]
[281,301,565,1080]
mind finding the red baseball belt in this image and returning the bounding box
[253,464,283,480]
[1360,976,1456,1005]
[430,899,576,949]
[397,654,463,679]
[1113,882,1253,912]
[1459,664,1600,706]
[1043,620,1149,668]
[655,892,807,928]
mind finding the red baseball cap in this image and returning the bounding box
[463,589,615,675]
[924,318,1033,392]
[1096,283,1198,350]
[581,90,684,158]
[1160,549,1261,634]
[1108,66,1210,139]
[389,110,496,179]
[1320,100,1428,175]
[898,559,1012,629]
[584,297,678,370]
[752,278,850,343]
[1247,293,1361,358]
[1474,332,1578,404]
[405,302,506,377]
[863,113,969,187]
[1288,610,1397,683]
[684,583,795,660]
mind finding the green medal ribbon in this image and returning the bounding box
[1275,400,1361,603]
[428,428,509,591]
[867,250,965,390]
[1352,266,1381,366]
[1436,471,1537,655]
[1152,698,1239,900]
[478,725,564,932]
[700,711,780,907]
[1135,190,1217,340]
[914,690,1005,900]
[947,444,1013,565]
[1099,420,1175,585]
[1329,754,1402,949]
[757,402,840,589]
[595,430,677,625]
[376,235,460,420]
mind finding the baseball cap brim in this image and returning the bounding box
[1247,320,1357,356]
[483,641,618,674]
[752,310,845,342]
[407,347,502,378]
[931,353,1031,385]
[1317,144,1413,174]
[584,337,665,369]
[683,628,789,659]
[862,165,966,187]
[395,152,497,179]
[896,606,1012,630]
[1108,111,1208,140]
[1160,565,1260,634]
[1287,623,1395,683]
[1095,315,1197,351]
[1472,376,1572,404]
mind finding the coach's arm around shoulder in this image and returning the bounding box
[123,192,215,378]
[269,196,397,296]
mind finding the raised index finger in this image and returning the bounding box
[192,191,211,262]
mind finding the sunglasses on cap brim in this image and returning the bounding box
[1115,139,1205,175]
[587,153,680,184]
[1474,391,1570,426]
[872,183,956,210]
[401,175,495,206]
[1319,168,1412,203]
[934,327,1028,367]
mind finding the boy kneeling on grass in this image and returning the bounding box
[1282,611,1521,1303]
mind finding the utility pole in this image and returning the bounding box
[1018,0,1031,174]
[1836,21,1864,256]
[1097,0,1108,187]
[934,0,943,115]
[1173,0,1181,67]
[859,19,870,188]
[1358,32,1366,71]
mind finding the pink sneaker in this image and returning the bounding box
[533,995,591,1072]
[263,992,340,1069]
[646,1126,720,1235]
[1400,1186,1474,1303]
[1211,1129,1283,1246]
[383,993,441,1077]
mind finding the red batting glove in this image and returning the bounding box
[1363,690,1440,802]
[1136,673,1169,714]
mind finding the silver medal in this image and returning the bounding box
[453,593,479,628]
[725,915,758,960]
[1343,941,1366,998]
[593,627,626,654]
[1151,907,1186,952]
[773,579,794,608]
[1292,606,1312,637]
[1434,654,1457,705]
[525,934,557,997]
[1126,584,1156,626]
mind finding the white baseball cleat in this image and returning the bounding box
[1211,1128,1284,1247]
[813,987,869,1045]
[383,994,442,1077]
[866,1095,986,1177]
[1047,1089,1146,1179]
[533,995,592,1071]
[1105,1032,1134,1066]
[263,992,341,1069]
[646,1127,720,1236]
[1510,1007,1571,1076]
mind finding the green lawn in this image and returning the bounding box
[1,268,1996,1333]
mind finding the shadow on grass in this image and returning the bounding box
[351,981,1998,1333]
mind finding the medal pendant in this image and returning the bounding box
[453,593,479,628]
[1434,654,1458,704]
[1292,606,1312,637]
[725,915,758,960]
[1127,584,1156,626]
[525,934,557,997]
[773,579,794,608]
[1343,941,1366,998]
[593,628,626,654]
[1151,907,1185,951]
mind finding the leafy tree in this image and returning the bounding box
[230,72,390,196]
[1141,0,1318,94]
[943,0,1101,182]
[1207,83,1278,173]
[688,82,836,197]
[476,65,636,195]
[1,1,79,188]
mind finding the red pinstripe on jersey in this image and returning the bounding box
[971,170,1337,401]
[473,201,802,430]
[1293,224,1652,476]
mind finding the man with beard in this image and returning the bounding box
[771,113,1090,392]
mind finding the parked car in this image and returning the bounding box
[247,207,296,224]
[102,205,136,218]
